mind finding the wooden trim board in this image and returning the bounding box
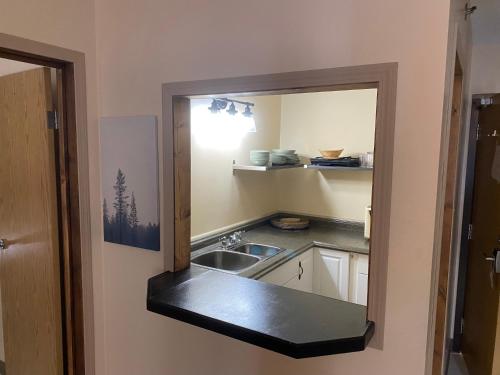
[0,33,94,375]
[162,63,398,349]
[432,58,464,375]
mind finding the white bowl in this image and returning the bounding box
[250,158,269,166]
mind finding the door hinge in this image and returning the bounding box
[476,122,481,141]
[460,317,464,334]
[47,110,59,130]
[467,223,473,240]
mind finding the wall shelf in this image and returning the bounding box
[304,165,373,171]
[232,164,304,172]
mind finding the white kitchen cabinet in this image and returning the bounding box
[349,253,369,306]
[259,256,299,286]
[259,247,367,304]
[312,248,350,301]
[259,249,313,293]
[284,250,313,292]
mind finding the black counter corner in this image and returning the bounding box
[147,268,374,359]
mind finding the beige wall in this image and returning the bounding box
[471,42,500,94]
[191,90,376,237]
[278,90,376,221]
[191,96,281,237]
[94,1,453,375]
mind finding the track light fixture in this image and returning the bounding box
[208,99,220,113]
[242,104,253,117]
[208,98,255,117]
[227,102,238,115]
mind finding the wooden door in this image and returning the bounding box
[313,248,350,301]
[461,95,500,375]
[0,68,63,374]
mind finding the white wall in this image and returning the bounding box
[94,1,452,375]
[0,59,40,76]
[471,43,500,94]
[278,89,376,221]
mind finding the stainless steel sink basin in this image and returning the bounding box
[231,243,285,258]
[191,250,260,273]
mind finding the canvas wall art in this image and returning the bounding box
[100,116,160,251]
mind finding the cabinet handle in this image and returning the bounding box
[298,261,303,280]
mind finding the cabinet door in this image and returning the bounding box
[283,274,301,290]
[353,273,368,305]
[285,250,314,293]
[259,257,299,285]
[259,250,313,293]
[313,248,350,301]
[349,254,369,306]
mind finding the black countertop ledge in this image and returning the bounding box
[147,267,374,358]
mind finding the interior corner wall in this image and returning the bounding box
[94,0,451,374]
[471,42,500,94]
[277,89,376,221]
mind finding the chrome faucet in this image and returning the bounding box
[220,230,245,250]
[219,236,230,250]
[229,231,244,245]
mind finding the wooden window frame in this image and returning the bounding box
[0,33,94,374]
[163,63,398,349]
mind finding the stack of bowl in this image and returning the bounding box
[250,150,270,166]
[271,149,300,165]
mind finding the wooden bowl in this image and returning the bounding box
[319,149,344,159]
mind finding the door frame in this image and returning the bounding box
[430,56,464,375]
[451,97,481,351]
[0,33,94,375]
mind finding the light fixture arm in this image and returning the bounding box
[208,97,255,116]
[218,98,255,107]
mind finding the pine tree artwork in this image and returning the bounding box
[100,116,160,251]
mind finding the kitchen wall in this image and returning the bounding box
[94,1,455,375]
[191,89,376,238]
[277,89,376,221]
[190,96,281,238]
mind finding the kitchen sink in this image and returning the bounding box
[231,243,285,258]
[191,250,260,273]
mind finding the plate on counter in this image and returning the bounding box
[271,217,310,230]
